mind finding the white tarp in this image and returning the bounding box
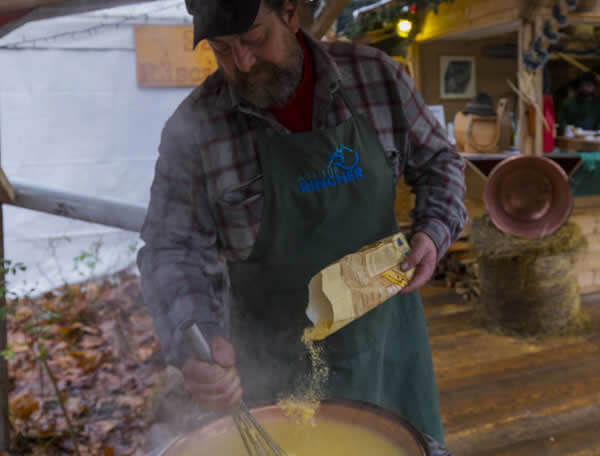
[0,0,194,296]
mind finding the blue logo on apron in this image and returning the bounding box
[298,145,364,193]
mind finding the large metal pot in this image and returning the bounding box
[158,399,431,456]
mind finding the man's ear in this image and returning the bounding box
[281,0,300,33]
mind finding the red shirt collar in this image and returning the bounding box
[270,32,315,133]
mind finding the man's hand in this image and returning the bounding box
[399,232,438,294]
[182,336,243,410]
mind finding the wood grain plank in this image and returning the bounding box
[437,338,600,391]
[446,392,600,455]
[418,0,520,41]
[433,294,600,389]
[422,289,600,455]
[441,354,600,433]
[430,328,557,374]
[477,416,600,456]
[426,310,476,337]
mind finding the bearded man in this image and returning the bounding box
[137,0,467,446]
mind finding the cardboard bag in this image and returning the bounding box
[305,233,415,340]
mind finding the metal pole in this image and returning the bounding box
[0,100,9,451]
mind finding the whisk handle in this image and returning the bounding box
[182,322,214,363]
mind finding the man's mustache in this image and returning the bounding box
[235,62,280,88]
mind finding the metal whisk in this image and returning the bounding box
[183,323,288,456]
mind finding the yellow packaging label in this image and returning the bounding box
[382,267,410,287]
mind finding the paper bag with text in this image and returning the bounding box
[305,233,415,341]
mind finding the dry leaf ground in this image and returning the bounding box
[5,270,175,456]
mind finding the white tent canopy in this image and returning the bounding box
[0,0,173,39]
[0,0,191,49]
[1,0,195,296]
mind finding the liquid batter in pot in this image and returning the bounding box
[179,419,408,456]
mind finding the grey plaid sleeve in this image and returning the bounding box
[393,67,467,259]
[137,122,227,367]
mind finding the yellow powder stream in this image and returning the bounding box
[276,322,332,425]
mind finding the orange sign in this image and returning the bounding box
[134,25,218,88]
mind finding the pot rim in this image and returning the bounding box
[158,398,431,456]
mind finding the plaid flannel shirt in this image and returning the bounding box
[137,31,467,365]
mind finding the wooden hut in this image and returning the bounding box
[389,0,600,294]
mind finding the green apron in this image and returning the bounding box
[226,86,445,444]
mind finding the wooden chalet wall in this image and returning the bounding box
[418,0,600,43]
[413,0,600,156]
[418,35,519,121]
[417,0,522,42]
[533,0,600,21]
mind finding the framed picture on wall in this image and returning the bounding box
[440,56,476,99]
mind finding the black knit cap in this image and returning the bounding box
[462,92,496,117]
[185,0,262,47]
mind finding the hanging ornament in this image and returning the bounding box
[344,0,451,41]
[523,0,579,71]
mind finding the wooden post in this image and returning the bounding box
[0,110,8,452]
[310,0,351,40]
[534,15,545,156]
[408,42,422,91]
[518,21,533,155]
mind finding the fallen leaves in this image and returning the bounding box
[14,306,33,323]
[117,395,145,411]
[10,391,39,420]
[65,397,88,418]
[6,271,164,455]
[88,420,118,436]
[80,335,105,350]
[58,323,85,343]
[85,283,100,303]
[69,284,83,301]
[70,350,107,374]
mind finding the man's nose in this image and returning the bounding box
[232,43,256,73]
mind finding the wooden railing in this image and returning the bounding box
[9,179,146,233]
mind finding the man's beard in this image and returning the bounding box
[229,32,304,109]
